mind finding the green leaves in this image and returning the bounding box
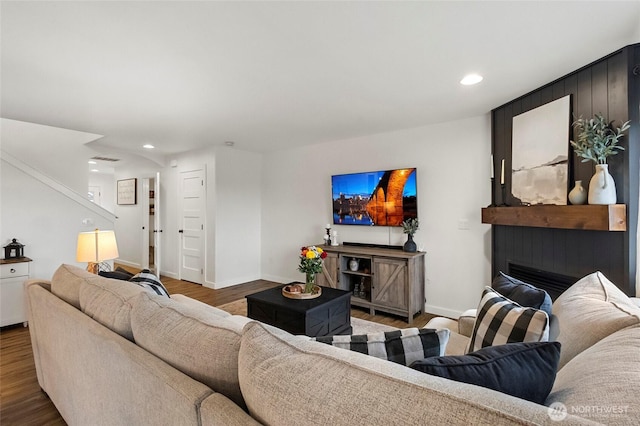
[401,218,419,235]
[571,114,631,164]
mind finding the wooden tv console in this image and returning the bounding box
[315,244,425,324]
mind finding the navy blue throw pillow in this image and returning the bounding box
[492,272,553,316]
[409,341,561,405]
[99,270,133,281]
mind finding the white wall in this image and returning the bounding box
[213,146,262,288]
[1,161,115,279]
[88,172,116,213]
[261,115,492,317]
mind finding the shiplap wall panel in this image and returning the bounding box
[490,45,638,296]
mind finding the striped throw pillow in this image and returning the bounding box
[467,287,549,353]
[315,328,449,366]
[130,270,170,298]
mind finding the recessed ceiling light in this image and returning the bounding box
[91,169,99,172]
[88,160,97,164]
[225,141,235,147]
[460,74,483,85]
[143,144,155,149]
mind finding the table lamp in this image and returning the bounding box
[76,229,119,274]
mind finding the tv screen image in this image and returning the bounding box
[332,168,417,226]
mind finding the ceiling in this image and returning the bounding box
[2,1,639,161]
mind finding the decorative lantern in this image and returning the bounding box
[3,238,25,259]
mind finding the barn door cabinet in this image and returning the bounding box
[316,245,425,323]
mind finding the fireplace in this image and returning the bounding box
[508,263,580,301]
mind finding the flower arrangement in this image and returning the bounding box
[571,114,630,164]
[298,246,327,292]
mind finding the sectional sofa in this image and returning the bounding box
[25,264,639,425]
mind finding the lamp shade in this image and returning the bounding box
[76,230,119,263]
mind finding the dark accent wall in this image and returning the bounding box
[491,43,639,296]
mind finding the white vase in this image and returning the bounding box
[588,164,617,205]
[568,180,587,205]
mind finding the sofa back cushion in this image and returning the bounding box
[51,264,94,309]
[547,325,640,424]
[51,264,146,341]
[79,274,146,341]
[238,322,578,426]
[131,292,245,408]
[552,271,640,369]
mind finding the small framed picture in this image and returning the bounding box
[117,178,137,205]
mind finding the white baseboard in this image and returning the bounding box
[115,259,142,269]
[159,270,178,279]
[424,304,463,320]
[204,274,265,290]
[261,274,291,284]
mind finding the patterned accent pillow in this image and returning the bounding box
[467,287,549,353]
[314,328,449,366]
[129,270,170,298]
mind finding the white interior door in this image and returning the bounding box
[153,172,162,276]
[179,168,205,284]
[141,178,150,270]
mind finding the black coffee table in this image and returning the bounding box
[246,285,352,337]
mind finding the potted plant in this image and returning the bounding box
[570,114,630,204]
[401,218,419,252]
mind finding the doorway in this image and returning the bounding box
[88,185,102,206]
[141,174,161,274]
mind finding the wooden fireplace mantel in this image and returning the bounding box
[481,204,627,231]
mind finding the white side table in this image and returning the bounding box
[0,257,32,327]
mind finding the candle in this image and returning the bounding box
[500,159,505,185]
[326,223,331,229]
[490,155,494,179]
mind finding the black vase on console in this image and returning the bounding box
[403,234,417,252]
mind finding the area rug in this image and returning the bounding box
[217,298,398,335]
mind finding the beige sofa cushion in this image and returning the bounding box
[78,273,146,341]
[170,293,232,318]
[553,271,640,369]
[51,264,146,340]
[51,263,95,309]
[547,325,640,424]
[457,309,477,337]
[424,316,469,355]
[131,292,246,408]
[238,322,591,426]
[200,393,263,426]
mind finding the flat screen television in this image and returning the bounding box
[331,168,417,226]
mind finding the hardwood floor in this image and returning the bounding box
[0,267,436,424]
